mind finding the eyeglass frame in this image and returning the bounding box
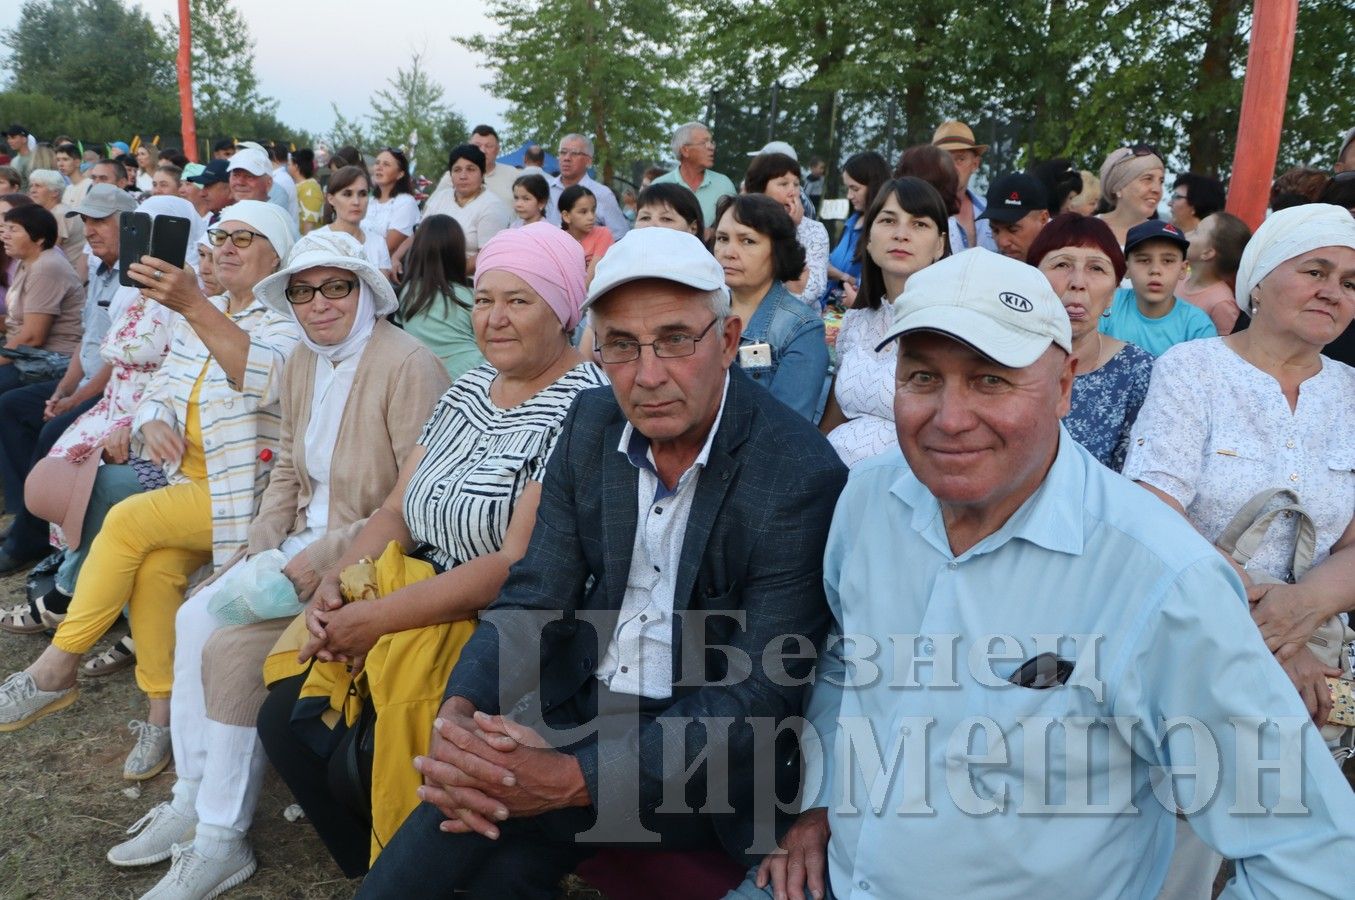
[557,148,592,159]
[284,278,358,305]
[206,227,267,249]
[593,317,721,364]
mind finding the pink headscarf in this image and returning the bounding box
[473,221,587,331]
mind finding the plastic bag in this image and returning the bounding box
[207,549,303,625]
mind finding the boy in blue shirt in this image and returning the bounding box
[1102,219,1217,356]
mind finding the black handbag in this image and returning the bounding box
[326,692,377,827]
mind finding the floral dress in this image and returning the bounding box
[49,294,179,464]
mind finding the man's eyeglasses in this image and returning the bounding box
[206,228,266,249]
[557,149,590,159]
[685,139,716,149]
[284,278,357,305]
[595,318,719,364]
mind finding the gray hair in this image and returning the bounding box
[671,122,709,159]
[559,133,594,157]
[703,287,731,321]
[27,168,65,192]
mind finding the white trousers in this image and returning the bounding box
[1155,816,1222,900]
[168,580,268,837]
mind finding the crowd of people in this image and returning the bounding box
[0,114,1353,900]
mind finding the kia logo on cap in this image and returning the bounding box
[999,292,1033,312]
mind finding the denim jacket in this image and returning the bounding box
[737,281,828,421]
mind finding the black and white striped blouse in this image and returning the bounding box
[402,362,608,570]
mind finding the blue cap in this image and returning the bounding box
[1124,219,1190,255]
[186,159,230,186]
[109,141,130,154]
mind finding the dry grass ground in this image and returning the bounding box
[0,514,603,900]
[0,553,355,899]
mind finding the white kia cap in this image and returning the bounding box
[582,226,728,312]
[875,248,1072,367]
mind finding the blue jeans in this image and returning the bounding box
[54,463,145,594]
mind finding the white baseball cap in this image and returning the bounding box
[875,248,1072,367]
[748,141,798,161]
[227,146,271,177]
[582,226,727,312]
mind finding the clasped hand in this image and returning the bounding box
[412,696,588,840]
[296,574,382,670]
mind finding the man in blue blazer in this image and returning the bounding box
[360,228,847,897]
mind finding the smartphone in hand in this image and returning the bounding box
[149,215,192,271]
[118,211,152,286]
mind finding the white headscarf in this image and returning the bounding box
[1235,203,1355,311]
[298,279,377,364]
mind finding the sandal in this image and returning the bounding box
[35,587,70,630]
[82,636,136,677]
[0,600,47,635]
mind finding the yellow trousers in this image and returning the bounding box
[53,479,214,698]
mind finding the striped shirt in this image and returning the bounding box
[132,294,302,568]
[403,362,607,571]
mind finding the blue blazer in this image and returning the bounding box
[447,366,847,862]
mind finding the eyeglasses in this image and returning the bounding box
[284,278,357,305]
[206,228,266,249]
[595,318,719,364]
[557,149,590,159]
[685,140,716,149]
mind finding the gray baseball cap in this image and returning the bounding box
[66,183,139,219]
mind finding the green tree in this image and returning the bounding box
[165,0,285,147]
[458,0,700,183]
[2,0,178,140]
[328,53,468,179]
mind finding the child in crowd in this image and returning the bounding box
[633,182,704,236]
[559,183,612,282]
[1101,219,1217,356]
[1180,211,1251,335]
[511,173,548,227]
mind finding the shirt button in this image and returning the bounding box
[1285,439,1295,449]
[859,880,871,891]
[901,726,911,737]
[620,665,629,674]
[922,640,934,655]
[654,506,663,515]
[948,562,958,570]
[653,565,660,573]
[1289,473,1299,483]
[639,614,647,622]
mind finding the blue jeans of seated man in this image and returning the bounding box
[724,864,838,900]
[54,463,146,595]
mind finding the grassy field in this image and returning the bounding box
[0,550,357,899]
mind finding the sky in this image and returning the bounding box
[0,0,509,139]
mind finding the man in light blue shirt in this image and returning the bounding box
[743,249,1355,899]
[651,122,737,233]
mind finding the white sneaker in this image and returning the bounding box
[138,840,257,900]
[0,671,77,732]
[107,802,197,867]
[124,719,172,780]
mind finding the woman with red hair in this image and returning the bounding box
[1027,213,1154,470]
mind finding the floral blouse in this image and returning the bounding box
[1062,341,1154,472]
[49,294,178,463]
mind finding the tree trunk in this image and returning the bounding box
[1186,0,1247,176]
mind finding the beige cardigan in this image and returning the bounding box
[244,319,450,573]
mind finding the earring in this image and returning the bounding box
[1102,307,1112,318]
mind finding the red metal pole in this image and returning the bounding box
[1225,0,1298,230]
[177,0,198,162]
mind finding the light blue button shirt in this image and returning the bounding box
[799,429,1355,898]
